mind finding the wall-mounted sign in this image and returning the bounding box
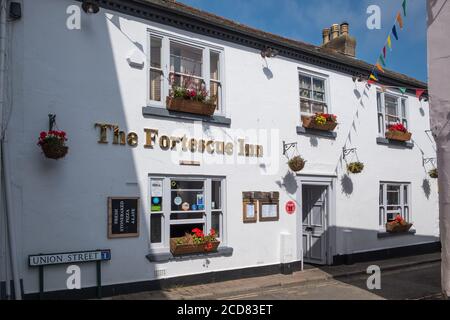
[108,197,140,238]
[29,250,111,267]
[242,192,280,223]
[94,124,264,158]
[285,201,296,215]
[243,200,257,223]
[260,202,279,222]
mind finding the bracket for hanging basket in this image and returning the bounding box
[283,141,297,157]
[423,157,436,167]
[343,147,357,160]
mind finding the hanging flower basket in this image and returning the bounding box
[302,113,338,132]
[38,131,68,160]
[347,162,364,174]
[170,228,220,256]
[385,123,412,142]
[429,168,438,179]
[386,215,413,233]
[288,156,306,172]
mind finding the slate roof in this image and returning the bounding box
[131,0,427,89]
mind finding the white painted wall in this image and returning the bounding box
[7,0,438,294]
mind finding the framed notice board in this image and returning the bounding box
[108,197,140,238]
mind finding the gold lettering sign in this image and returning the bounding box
[94,124,263,158]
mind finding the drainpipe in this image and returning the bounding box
[0,0,21,300]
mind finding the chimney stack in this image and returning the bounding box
[321,22,356,57]
[322,28,330,45]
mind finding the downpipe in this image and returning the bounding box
[0,0,21,300]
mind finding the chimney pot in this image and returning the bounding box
[322,28,330,44]
[340,22,349,36]
[331,24,340,40]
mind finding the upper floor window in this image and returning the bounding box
[299,73,328,116]
[379,182,410,227]
[148,32,224,114]
[377,92,408,135]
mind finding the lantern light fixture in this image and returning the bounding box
[82,0,100,14]
[261,47,279,59]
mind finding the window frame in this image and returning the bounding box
[298,70,330,117]
[147,30,225,115]
[379,182,411,228]
[377,91,409,136]
[149,175,226,252]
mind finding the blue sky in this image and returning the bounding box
[178,0,427,82]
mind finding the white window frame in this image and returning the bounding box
[377,91,409,136]
[298,69,330,117]
[379,182,411,228]
[147,30,225,115]
[149,175,226,252]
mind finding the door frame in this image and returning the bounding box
[296,174,336,265]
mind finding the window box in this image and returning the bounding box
[170,238,220,256]
[385,222,413,233]
[166,96,216,117]
[385,130,412,142]
[301,115,337,132]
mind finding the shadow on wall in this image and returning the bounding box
[340,174,354,196]
[275,171,299,195]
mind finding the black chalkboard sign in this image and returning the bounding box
[108,197,140,238]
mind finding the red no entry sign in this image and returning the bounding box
[285,201,296,215]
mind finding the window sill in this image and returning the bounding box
[142,106,231,127]
[146,246,234,263]
[377,229,416,239]
[376,137,414,149]
[296,126,337,139]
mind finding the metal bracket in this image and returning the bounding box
[423,157,436,167]
[283,141,297,156]
[48,114,56,131]
[343,147,357,160]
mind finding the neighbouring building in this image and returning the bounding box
[0,0,440,299]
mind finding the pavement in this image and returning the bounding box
[110,252,443,300]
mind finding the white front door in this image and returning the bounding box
[302,185,328,265]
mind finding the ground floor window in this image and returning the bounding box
[379,182,410,227]
[149,176,225,249]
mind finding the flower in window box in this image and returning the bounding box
[386,215,413,233]
[167,76,217,116]
[170,228,220,256]
[385,123,412,142]
[302,113,338,131]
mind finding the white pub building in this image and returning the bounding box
[0,0,440,299]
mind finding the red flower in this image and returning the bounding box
[210,228,216,236]
[192,228,204,238]
[204,242,213,252]
[388,123,407,133]
[40,132,47,139]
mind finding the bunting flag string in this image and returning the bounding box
[367,0,421,98]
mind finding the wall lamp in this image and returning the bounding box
[82,0,100,14]
[352,75,364,83]
[261,47,279,59]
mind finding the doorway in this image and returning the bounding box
[302,185,329,265]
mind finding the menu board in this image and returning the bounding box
[108,197,140,238]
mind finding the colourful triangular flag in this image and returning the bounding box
[399,87,407,94]
[367,80,376,85]
[402,0,407,17]
[379,54,386,67]
[397,12,404,29]
[376,63,384,73]
[370,74,378,82]
[387,35,392,50]
[392,25,399,40]
[383,46,386,58]
[416,89,425,99]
